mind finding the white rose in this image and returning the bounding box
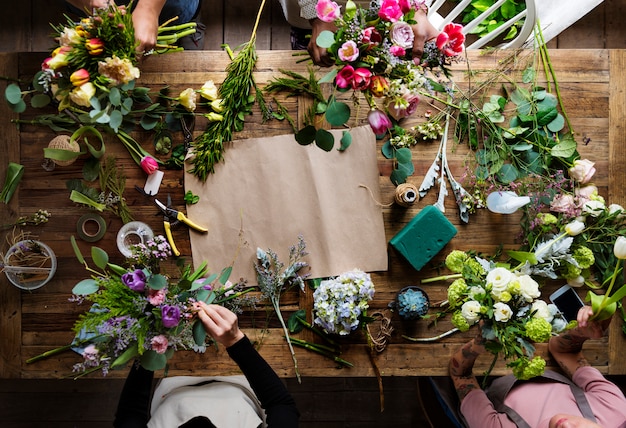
[531,300,554,323]
[486,267,513,294]
[460,300,481,324]
[493,302,513,322]
[517,274,540,302]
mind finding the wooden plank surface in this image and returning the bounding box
[1,49,625,380]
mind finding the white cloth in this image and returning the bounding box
[148,375,266,428]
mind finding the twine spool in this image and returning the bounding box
[394,183,419,207]
[48,135,80,166]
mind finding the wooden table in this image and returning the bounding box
[1,49,626,380]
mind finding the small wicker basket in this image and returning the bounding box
[47,135,80,166]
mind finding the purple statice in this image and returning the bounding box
[97,315,139,355]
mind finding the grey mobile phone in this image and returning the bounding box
[549,285,585,322]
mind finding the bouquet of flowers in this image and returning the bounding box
[432,250,569,380]
[312,268,375,335]
[35,236,253,377]
[314,0,465,135]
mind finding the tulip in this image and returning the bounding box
[121,269,147,292]
[614,236,626,259]
[351,67,372,91]
[85,38,105,56]
[335,65,355,89]
[564,220,585,236]
[161,305,182,328]
[140,156,159,175]
[369,76,389,97]
[367,109,392,135]
[378,0,403,22]
[568,159,596,184]
[316,0,341,22]
[436,23,465,57]
[70,68,90,87]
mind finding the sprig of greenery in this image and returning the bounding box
[189,0,267,181]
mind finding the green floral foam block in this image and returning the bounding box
[389,205,457,271]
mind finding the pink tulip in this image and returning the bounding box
[436,23,465,57]
[378,0,403,22]
[85,38,104,56]
[351,68,372,91]
[70,68,90,87]
[140,156,159,175]
[316,0,341,22]
[360,27,382,45]
[336,65,355,89]
[367,109,392,135]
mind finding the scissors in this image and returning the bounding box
[154,195,208,257]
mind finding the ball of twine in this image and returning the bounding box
[394,183,419,207]
[47,135,80,166]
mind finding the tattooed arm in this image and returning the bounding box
[449,337,486,401]
[548,306,612,378]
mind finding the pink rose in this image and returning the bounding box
[398,0,411,13]
[436,23,465,57]
[550,194,578,216]
[147,288,167,305]
[316,0,341,22]
[568,159,596,184]
[390,21,414,49]
[150,335,169,354]
[576,185,598,205]
[351,68,372,90]
[335,65,355,89]
[338,40,360,62]
[389,45,406,57]
[140,156,159,175]
[367,109,392,135]
[378,0,403,22]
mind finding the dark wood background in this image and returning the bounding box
[1,1,626,427]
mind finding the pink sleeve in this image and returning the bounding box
[460,389,517,428]
[573,366,626,425]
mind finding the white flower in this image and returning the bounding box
[59,27,81,46]
[531,300,554,323]
[614,236,626,260]
[179,88,197,112]
[468,286,486,300]
[486,267,513,294]
[582,200,606,217]
[69,82,96,107]
[564,220,585,236]
[493,302,513,322]
[567,275,585,288]
[199,80,219,101]
[609,204,625,217]
[517,274,540,302]
[460,300,481,324]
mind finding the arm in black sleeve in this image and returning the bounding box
[113,363,154,428]
[227,336,300,427]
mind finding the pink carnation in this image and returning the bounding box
[151,335,169,354]
[389,45,406,57]
[147,288,167,305]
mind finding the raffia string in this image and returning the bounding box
[366,311,394,353]
[359,183,419,208]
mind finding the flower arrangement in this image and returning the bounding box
[312,268,375,335]
[29,236,253,376]
[428,250,569,380]
[313,0,464,135]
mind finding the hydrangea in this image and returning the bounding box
[447,278,467,305]
[573,246,595,269]
[525,317,552,342]
[512,356,546,380]
[313,269,375,335]
[445,250,468,273]
[451,311,470,332]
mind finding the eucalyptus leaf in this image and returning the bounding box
[30,93,51,108]
[551,138,578,158]
[547,113,565,133]
[496,163,519,184]
[325,101,350,126]
[140,115,159,130]
[148,273,168,290]
[318,69,338,84]
[316,30,336,49]
[4,83,22,104]
[91,247,109,269]
[72,278,100,295]
[397,160,415,176]
[390,168,408,185]
[338,131,352,151]
[8,99,26,113]
[109,87,121,106]
[109,110,123,132]
[315,128,334,151]
[295,125,316,145]
[522,67,535,84]
[139,350,167,371]
[381,140,395,159]
[395,147,412,164]
[193,320,207,346]
[70,236,86,265]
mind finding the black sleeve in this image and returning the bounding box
[113,363,154,428]
[227,336,300,428]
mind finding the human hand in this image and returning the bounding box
[307,18,337,67]
[131,0,166,53]
[66,0,112,11]
[575,305,611,339]
[194,302,245,348]
[410,8,440,60]
[449,338,485,377]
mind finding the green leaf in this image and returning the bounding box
[316,30,336,49]
[547,113,565,133]
[315,128,334,151]
[82,156,100,182]
[4,83,22,104]
[338,131,352,151]
[522,67,535,84]
[193,320,208,346]
[288,310,307,334]
[70,236,85,265]
[109,87,121,106]
[43,147,84,162]
[395,147,412,164]
[325,101,350,126]
[8,99,26,113]
[72,278,100,295]
[507,250,538,265]
[91,247,109,269]
[381,140,395,159]
[139,350,167,371]
[0,162,24,203]
[537,107,558,126]
[551,138,578,158]
[318,69,338,84]
[218,266,232,284]
[109,110,123,132]
[390,168,408,185]
[30,93,51,108]
[69,190,106,211]
[295,125,316,145]
[148,273,168,290]
[496,163,519,183]
[397,160,415,176]
[107,263,127,276]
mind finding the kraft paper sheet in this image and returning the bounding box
[184,125,388,284]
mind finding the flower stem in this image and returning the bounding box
[421,273,462,284]
[273,300,301,383]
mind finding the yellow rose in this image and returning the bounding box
[69,82,96,107]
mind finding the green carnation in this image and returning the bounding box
[573,246,595,269]
[512,356,546,380]
[447,278,468,306]
[445,250,468,273]
[525,317,552,342]
[451,311,470,332]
